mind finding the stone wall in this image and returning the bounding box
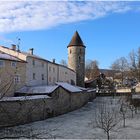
[0,89,96,128]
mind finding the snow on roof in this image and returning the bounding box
[87,89,96,92]
[132,94,140,99]
[0,53,21,61]
[136,83,140,87]
[16,85,59,94]
[74,85,87,91]
[17,82,88,95]
[0,95,50,102]
[56,82,82,92]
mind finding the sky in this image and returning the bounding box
[0,1,140,69]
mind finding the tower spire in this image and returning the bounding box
[67,31,85,48]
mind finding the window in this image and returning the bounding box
[70,49,72,54]
[11,62,16,67]
[14,75,20,84]
[53,67,55,73]
[49,77,51,82]
[53,77,56,83]
[32,59,35,66]
[0,60,4,67]
[42,74,44,80]
[49,66,51,72]
[42,62,44,67]
[79,56,81,62]
[33,73,36,80]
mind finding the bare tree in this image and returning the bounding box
[129,50,137,79]
[95,103,119,140]
[128,104,135,118]
[0,70,15,99]
[119,97,128,127]
[85,59,100,80]
[111,57,129,85]
[60,59,67,66]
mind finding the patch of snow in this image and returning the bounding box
[87,89,96,92]
[56,82,82,92]
[0,95,51,101]
[16,85,59,94]
[132,94,140,99]
[74,85,87,91]
[1,97,140,139]
[117,88,131,93]
[0,53,21,61]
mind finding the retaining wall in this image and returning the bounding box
[0,90,96,127]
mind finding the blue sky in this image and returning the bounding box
[0,1,140,69]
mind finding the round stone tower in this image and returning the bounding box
[67,31,86,87]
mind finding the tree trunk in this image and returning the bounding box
[132,110,134,118]
[107,131,110,140]
[123,116,126,127]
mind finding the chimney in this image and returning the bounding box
[29,48,34,55]
[52,59,55,63]
[11,44,16,51]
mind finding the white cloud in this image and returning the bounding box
[0,35,13,44]
[0,1,136,33]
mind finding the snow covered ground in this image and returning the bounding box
[0,96,140,139]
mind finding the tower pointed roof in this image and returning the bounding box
[67,31,86,48]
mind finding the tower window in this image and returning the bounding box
[42,74,44,80]
[33,73,36,80]
[79,56,81,62]
[70,49,72,54]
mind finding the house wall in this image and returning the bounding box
[26,59,76,86]
[0,60,26,97]
[47,62,58,85]
[0,89,96,127]
[26,57,48,86]
[0,46,76,87]
[58,65,76,85]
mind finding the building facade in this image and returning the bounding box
[0,52,26,97]
[0,45,76,89]
[67,31,86,87]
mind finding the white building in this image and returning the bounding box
[0,45,76,87]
